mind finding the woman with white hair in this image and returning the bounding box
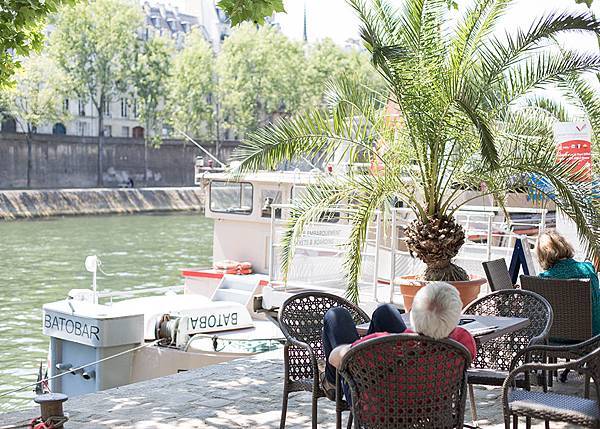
[322,282,476,400]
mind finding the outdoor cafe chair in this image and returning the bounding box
[462,289,553,427]
[503,335,600,428]
[277,291,370,429]
[338,333,471,429]
[520,275,593,385]
[483,259,514,292]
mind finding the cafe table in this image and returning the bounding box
[356,313,530,343]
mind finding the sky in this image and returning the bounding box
[275,0,600,48]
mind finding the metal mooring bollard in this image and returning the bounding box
[34,393,68,428]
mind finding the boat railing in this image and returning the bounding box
[268,203,549,303]
[97,285,185,304]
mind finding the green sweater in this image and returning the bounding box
[539,258,600,336]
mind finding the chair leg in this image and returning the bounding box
[346,412,353,429]
[544,420,550,429]
[468,384,479,428]
[585,374,591,399]
[504,413,511,429]
[312,390,318,429]
[513,415,518,429]
[526,416,531,429]
[279,389,289,429]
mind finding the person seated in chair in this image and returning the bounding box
[536,230,600,336]
[321,282,476,399]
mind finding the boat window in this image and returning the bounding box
[290,185,340,223]
[210,181,253,215]
[261,190,282,218]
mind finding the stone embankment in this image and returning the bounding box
[0,349,581,428]
[0,187,205,220]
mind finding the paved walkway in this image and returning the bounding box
[0,349,586,428]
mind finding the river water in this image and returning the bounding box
[0,213,213,412]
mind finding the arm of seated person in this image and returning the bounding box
[329,344,352,369]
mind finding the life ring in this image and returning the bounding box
[213,260,252,275]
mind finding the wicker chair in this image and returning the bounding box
[338,333,472,429]
[520,275,592,344]
[278,291,370,429]
[462,290,553,427]
[521,275,593,386]
[503,336,600,428]
[483,259,514,292]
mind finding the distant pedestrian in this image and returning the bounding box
[128,177,134,188]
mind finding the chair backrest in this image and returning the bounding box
[339,334,471,429]
[463,289,553,371]
[520,275,592,342]
[278,291,370,365]
[483,259,513,291]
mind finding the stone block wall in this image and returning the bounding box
[0,133,238,189]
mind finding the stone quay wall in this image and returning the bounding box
[0,187,205,220]
[0,133,239,189]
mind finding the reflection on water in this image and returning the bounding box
[0,213,213,412]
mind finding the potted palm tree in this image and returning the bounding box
[234,0,600,305]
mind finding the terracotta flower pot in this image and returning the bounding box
[394,275,487,311]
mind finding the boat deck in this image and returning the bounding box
[0,349,587,428]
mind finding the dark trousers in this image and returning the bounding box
[322,303,407,384]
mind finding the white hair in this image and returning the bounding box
[410,282,462,340]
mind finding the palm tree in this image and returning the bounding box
[234,0,600,302]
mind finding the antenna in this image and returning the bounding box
[85,255,99,304]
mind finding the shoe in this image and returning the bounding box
[319,371,336,401]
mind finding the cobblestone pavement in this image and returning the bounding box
[0,349,588,428]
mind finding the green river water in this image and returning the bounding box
[0,213,213,412]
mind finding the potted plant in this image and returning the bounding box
[234,0,600,306]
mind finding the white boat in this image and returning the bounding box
[40,162,554,397]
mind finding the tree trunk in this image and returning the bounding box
[97,100,104,188]
[144,117,149,187]
[26,125,32,188]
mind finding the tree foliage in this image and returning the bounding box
[50,0,143,136]
[133,35,174,144]
[217,23,305,137]
[1,53,68,132]
[0,0,74,87]
[167,29,215,139]
[217,0,285,25]
[235,0,600,301]
[303,38,384,108]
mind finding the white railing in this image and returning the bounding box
[268,204,549,303]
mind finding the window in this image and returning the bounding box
[63,98,69,112]
[103,99,110,116]
[122,126,129,137]
[151,16,160,27]
[77,122,88,136]
[133,99,138,118]
[103,125,112,137]
[261,190,282,218]
[210,181,253,215]
[120,98,128,117]
[78,100,86,116]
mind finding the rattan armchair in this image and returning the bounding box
[462,289,553,427]
[520,275,592,344]
[338,333,472,429]
[277,291,370,429]
[483,259,514,292]
[503,337,600,428]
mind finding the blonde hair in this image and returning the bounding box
[410,282,462,340]
[536,230,574,270]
